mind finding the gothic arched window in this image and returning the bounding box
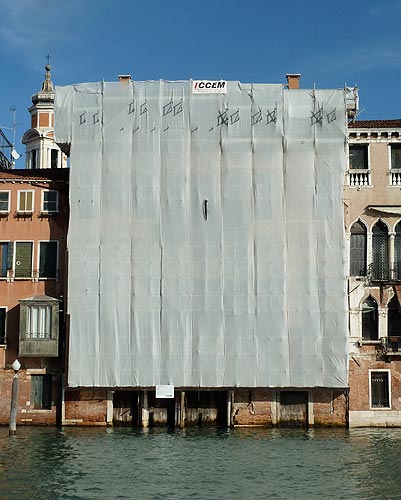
[388,295,401,339]
[372,221,389,280]
[350,221,367,276]
[362,296,379,340]
[395,221,401,281]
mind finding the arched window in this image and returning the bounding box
[350,221,367,276]
[31,149,37,170]
[372,221,389,280]
[388,295,401,339]
[362,296,378,340]
[395,222,401,281]
[51,149,58,169]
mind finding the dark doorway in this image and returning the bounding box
[113,390,139,426]
[279,391,308,427]
[185,390,228,427]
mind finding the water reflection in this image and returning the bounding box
[1,426,401,499]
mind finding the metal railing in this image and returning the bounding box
[367,264,401,282]
[382,336,401,354]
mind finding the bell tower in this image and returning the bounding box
[21,62,67,169]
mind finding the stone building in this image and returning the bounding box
[346,119,401,426]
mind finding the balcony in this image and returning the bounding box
[382,336,401,356]
[368,264,401,283]
[347,169,371,187]
[390,168,401,186]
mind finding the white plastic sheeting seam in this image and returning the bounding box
[55,80,348,389]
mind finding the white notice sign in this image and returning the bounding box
[156,385,175,398]
[192,80,227,94]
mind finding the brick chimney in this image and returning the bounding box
[118,75,132,83]
[286,74,301,89]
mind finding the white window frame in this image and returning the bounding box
[347,143,371,187]
[369,369,391,410]
[389,143,401,168]
[37,240,59,279]
[26,304,53,339]
[17,190,35,213]
[0,306,7,345]
[388,143,401,186]
[0,240,11,279]
[348,143,370,170]
[0,190,10,212]
[14,240,34,279]
[41,190,59,213]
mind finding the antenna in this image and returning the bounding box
[9,107,16,148]
[0,108,18,148]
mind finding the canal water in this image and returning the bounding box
[1,426,401,500]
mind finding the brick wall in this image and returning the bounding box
[64,389,108,425]
[313,389,347,426]
[233,389,272,426]
[349,356,401,411]
[0,369,58,425]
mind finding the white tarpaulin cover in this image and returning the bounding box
[55,80,348,388]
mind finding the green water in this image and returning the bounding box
[1,426,401,500]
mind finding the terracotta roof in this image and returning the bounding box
[348,119,401,129]
[0,168,69,182]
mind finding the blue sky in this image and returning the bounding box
[1,0,401,164]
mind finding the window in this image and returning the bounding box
[19,297,60,357]
[370,371,390,408]
[388,295,401,339]
[26,304,52,338]
[31,149,37,170]
[350,221,367,276]
[30,375,52,409]
[39,241,58,278]
[390,144,401,169]
[51,150,58,169]
[41,190,58,213]
[18,190,34,212]
[14,242,33,278]
[0,308,6,344]
[0,191,10,212]
[349,144,368,169]
[362,296,378,340]
[395,222,401,280]
[372,221,389,280]
[0,242,12,277]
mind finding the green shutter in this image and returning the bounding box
[15,242,32,278]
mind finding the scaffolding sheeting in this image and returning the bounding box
[55,80,348,388]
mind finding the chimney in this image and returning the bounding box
[118,75,132,83]
[286,74,301,89]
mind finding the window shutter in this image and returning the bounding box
[7,242,13,270]
[350,222,367,276]
[15,242,32,277]
[395,224,401,280]
[372,223,389,280]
